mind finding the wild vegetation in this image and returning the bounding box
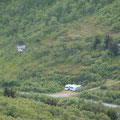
[0,94,119,120]
[78,81,120,105]
[0,0,120,119]
[0,0,120,93]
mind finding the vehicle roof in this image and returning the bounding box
[65,84,71,86]
[65,84,81,87]
[70,84,77,87]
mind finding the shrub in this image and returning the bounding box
[4,87,16,98]
[107,108,117,120]
[108,41,119,56]
[104,34,113,50]
[110,22,120,32]
[100,85,107,90]
[93,35,101,49]
[45,98,58,106]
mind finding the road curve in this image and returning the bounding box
[103,103,119,108]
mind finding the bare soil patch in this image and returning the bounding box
[48,91,78,98]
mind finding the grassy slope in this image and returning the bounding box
[0,1,120,119]
[0,0,120,93]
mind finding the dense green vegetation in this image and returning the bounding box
[0,0,120,93]
[78,81,120,105]
[0,95,119,120]
[0,0,120,119]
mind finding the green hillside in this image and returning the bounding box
[0,0,120,119]
[0,0,120,93]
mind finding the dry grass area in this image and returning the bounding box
[48,91,78,98]
[67,18,117,39]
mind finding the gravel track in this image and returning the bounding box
[48,91,78,97]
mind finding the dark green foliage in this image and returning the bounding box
[108,41,119,56]
[10,88,16,98]
[2,80,20,87]
[100,85,107,90]
[4,87,10,97]
[45,98,58,106]
[4,87,16,98]
[107,108,117,120]
[104,34,113,50]
[93,36,101,49]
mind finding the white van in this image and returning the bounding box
[70,84,77,91]
[70,84,82,91]
[77,85,82,90]
[65,84,72,91]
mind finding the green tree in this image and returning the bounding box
[45,98,58,106]
[4,87,10,97]
[109,41,118,56]
[104,34,113,49]
[10,88,16,98]
[3,87,16,98]
[107,108,117,120]
[93,36,101,49]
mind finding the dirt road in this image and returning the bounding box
[48,91,78,97]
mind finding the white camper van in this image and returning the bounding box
[70,84,77,91]
[65,84,71,91]
[70,84,82,91]
[77,85,82,90]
